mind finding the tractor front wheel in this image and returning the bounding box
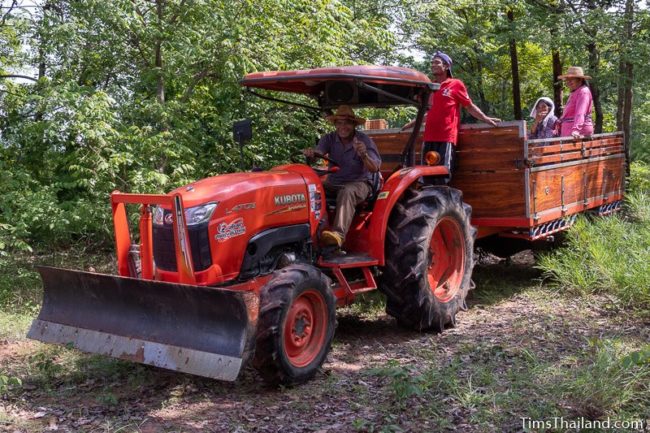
[380,186,475,331]
[253,264,336,386]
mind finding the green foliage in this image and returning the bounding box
[0,254,41,312]
[362,336,649,430]
[28,349,65,384]
[628,161,650,195]
[367,360,426,405]
[95,389,119,406]
[621,345,650,368]
[2,0,650,255]
[1,0,405,253]
[0,311,34,340]
[0,373,22,395]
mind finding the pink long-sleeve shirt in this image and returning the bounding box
[560,85,593,137]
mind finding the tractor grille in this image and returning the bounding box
[152,223,212,272]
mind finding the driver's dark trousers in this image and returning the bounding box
[323,180,371,239]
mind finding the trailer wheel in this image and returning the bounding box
[253,264,336,386]
[380,186,475,331]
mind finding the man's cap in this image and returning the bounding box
[433,51,453,77]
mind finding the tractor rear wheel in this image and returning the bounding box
[253,264,336,386]
[380,186,475,331]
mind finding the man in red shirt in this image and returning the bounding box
[403,51,500,184]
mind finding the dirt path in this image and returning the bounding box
[2,254,648,433]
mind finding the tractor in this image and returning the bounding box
[28,65,625,386]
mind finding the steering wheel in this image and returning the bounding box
[291,152,341,176]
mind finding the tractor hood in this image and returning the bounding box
[169,169,308,209]
[155,165,316,284]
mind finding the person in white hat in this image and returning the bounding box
[303,105,381,248]
[529,97,558,139]
[557,66,593,138]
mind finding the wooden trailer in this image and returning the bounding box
[365,120,626,252]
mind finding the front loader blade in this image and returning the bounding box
[28,266,259,381]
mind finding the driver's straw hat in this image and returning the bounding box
[326,105,366,126]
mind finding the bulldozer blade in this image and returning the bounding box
[28,266,259,381]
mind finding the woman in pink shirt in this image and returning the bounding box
[557,66,594,138]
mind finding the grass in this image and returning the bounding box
[555,339,650,420]
[537,162,650,310]
[0,312,33,340]
[363,336,650,432]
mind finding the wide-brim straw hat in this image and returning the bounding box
[558,66,591,80]
[326,105,366,126]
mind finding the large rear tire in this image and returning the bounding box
[380,186,475,331]
[253,264,336,386]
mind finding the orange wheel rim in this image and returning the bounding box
[427,217,465,303]
[283,289,327,368]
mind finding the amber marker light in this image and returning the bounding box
[424,151,441,166]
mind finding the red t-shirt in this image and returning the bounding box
[423,78,472,144]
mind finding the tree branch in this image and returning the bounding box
[180,69,216,103]
[168,0,187,25]
[0,0,18,27]
[0,74,38,82]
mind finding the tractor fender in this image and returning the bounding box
[367,165,449,264]
[239,224,311,280]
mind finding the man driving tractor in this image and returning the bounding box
[304,105,382,248]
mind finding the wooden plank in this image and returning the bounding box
[369,122,526,161]
[526,131,623,146]
[457,125,523,149]
[532,193,624,225]
[530,146,625,166]
[455,152,524,171]
[529,137,624,156]
[528,156,626,220]
[451,171,527,218]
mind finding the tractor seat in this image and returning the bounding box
[325,172,384,212]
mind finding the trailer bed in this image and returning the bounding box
[366,120,625,241]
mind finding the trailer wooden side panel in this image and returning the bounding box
[365,121,626,239]
[528,155,625,224]
[453,122,527,219]
[451,170,527,218]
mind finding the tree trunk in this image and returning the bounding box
[507,9,522,120]
[155,0,165,104]
[587,42,603,134]
[617,0,634,175]
[552,50,563,117]
[37,1,54,81]
[581,0,602,133]
[587,41,602,134]
[622,62,633,176]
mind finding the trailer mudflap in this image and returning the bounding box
[28,266,259,381]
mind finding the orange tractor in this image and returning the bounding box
[28,66,625,385]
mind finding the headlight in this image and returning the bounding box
[152,202,218,226]
[185,202,218,226]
